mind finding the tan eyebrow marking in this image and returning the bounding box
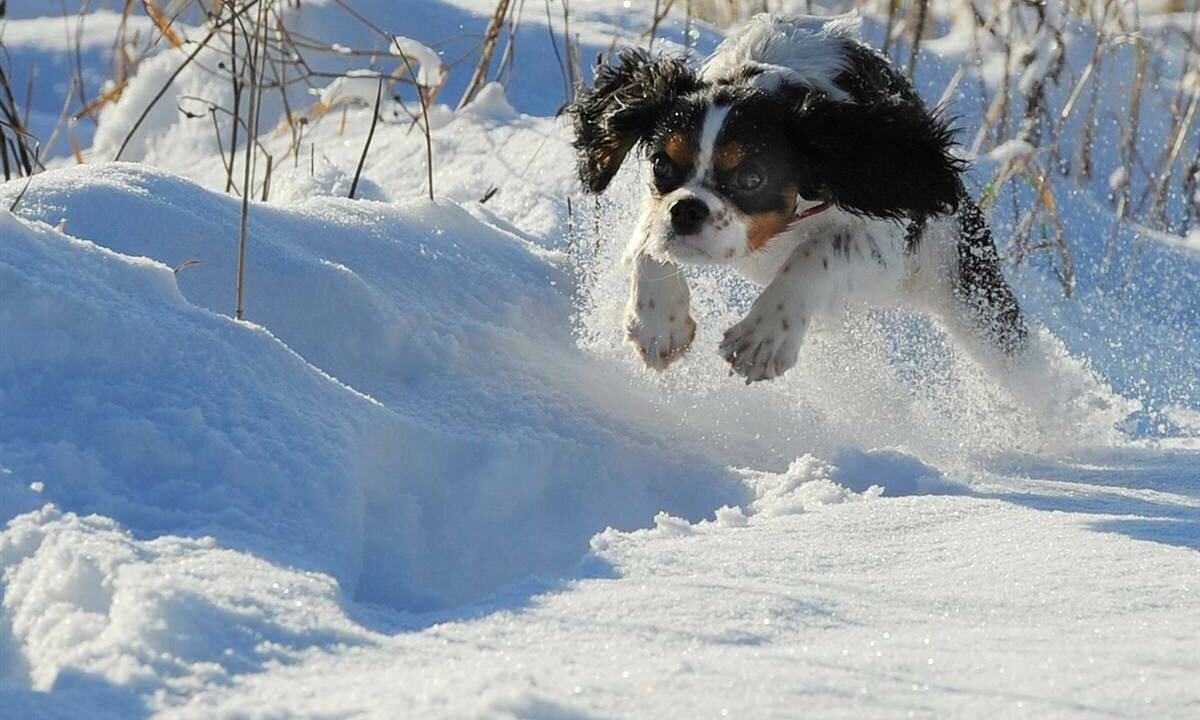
[665,132,695,166]
[713,141,745,171]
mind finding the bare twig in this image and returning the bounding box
[348,75,383,200]
[907,0,929,81]
[394,37,435,201]
[236,0,269,321]
[115,1,263,161]
[458,0,512,110]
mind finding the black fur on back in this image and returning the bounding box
[569,49,704,193]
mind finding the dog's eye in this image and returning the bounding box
[651,152,680,182]
[735,164,766,192]
[652,152,691,187]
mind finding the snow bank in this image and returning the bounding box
[1,165,750,616]
[0,210,376,579]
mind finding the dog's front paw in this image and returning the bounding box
[625,309,697,371]
[719,310,806,383]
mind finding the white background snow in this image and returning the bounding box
[1,0,1198,718]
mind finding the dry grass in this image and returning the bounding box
[4,0,1196,301]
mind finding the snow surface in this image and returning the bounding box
[2,1,1199,718]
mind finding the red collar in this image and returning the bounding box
[795,201,833,221]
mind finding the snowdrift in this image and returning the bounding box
[1,165,757,617]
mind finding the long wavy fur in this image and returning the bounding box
[790,97,965,220]
[569,49,704,193]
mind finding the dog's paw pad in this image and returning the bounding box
[719,312,804,383]
[626,313,696,371]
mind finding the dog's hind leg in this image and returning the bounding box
[949,197,1028,360]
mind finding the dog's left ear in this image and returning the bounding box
[790,98,964,219]
[570,49,703,193]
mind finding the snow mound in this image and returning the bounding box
[1,166,749,618]
[0,210,375,580]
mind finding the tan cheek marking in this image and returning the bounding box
[743,185,800,252]
[745,211,792,251]
[665,133,695,166]
[713,142,744,171]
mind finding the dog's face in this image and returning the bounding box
[571,48,963,262]
[637,92,812,263]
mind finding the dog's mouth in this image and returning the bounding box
[666,232,713,259]
[663,230,751,264]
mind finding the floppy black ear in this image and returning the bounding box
[791,98,964,219]
[569,49,703,193]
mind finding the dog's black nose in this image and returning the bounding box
[669,198,709,235]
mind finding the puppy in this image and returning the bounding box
[570,13,1026,382]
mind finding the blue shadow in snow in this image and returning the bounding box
[344,554,619,636]
[825,446,1200,554]
[0,670,148,720]
[832,448,966,496]
[971,446,1200,552]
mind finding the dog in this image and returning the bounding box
[570,13,1026,383]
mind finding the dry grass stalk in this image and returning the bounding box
[394,38,436,202]
[115,1,261,161]
[348,75,384,200]
[143,0,185,48]
[236,0,272,321]
[458,0,512,111]
[1102,38,1147,278]
[906,0,930,81]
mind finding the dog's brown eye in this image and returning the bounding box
[651,152,677,181]
[735,164,766,192]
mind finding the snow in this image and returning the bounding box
[2,0,1199,718]
[391,36,444,88]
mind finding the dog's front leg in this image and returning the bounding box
[720,231,897,383]
[624,251,696,370]
[719,257,810,382]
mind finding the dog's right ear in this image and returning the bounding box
[570,49,702,193]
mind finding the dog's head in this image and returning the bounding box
[569,46,963,263]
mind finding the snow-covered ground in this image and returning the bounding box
[1,1,1198,717]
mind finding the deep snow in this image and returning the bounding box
[2,0,1199,718]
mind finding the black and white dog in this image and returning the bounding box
[571,14,1026,383]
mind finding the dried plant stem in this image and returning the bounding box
[458,0,512,110]
[115,1,262,161]
[395,38,435,202]
[882,0,898,57]
[545,0,570,102]
[348,76,383,200]
[0,63,41,177]
[260,153,273,201]
[236,0,269,321]
[907,0,929,81]
[647,0,674,50]
[1148,86,1199,228]
[226,1,242,193]
[1102,40,1147,279]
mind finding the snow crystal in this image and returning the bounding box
[1109,166,1129,191]
[313,70,387,108]
[987,138,1035,163]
